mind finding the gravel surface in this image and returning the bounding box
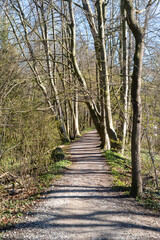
[1,130,160,240]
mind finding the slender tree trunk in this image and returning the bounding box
[121,0,129,154]
[95,0,113,150]
[61,0,71,138]
[74,81,81,137]
[130,40,144,197]
[40,2,69,142]
[124,0,146,197]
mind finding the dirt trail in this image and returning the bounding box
[2,130,160,240]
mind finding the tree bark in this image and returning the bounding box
[68,0,108,148]
[121,0,129,154]
[124,0,145,197]
[82,0,118,149]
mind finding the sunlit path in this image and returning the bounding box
[2,130,160,240]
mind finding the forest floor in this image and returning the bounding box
[1,130,160,240]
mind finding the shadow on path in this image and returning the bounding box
[1,130,160,240]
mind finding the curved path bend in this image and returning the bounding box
[2,130,160,240]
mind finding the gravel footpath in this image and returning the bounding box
[1,130,160,240]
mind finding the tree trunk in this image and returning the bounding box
[82,0,118,149]
[121,0,129,154]
[124,0,145,197]
[40,2,69,142]
[95,0,116,150]
[68,0,108,148]
[130,40,144,197]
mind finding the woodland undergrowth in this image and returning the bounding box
[104,150,160,212]
[0,148,71,230]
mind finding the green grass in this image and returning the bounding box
[0,198,32,229]
[63,127,95,146]
[81,127,95,135]
[104,150,160,211]
[104,150,131,192]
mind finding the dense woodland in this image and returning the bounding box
[0,0,160,211]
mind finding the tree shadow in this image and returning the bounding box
[1,184,159,234]
[2,205,160,234]
[1,130,160,238]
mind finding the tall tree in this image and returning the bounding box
[69,0,119,149]
[121,0,129,154]
[124,0,155,197]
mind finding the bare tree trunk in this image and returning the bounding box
[126,28,132,144]
[74,81,81,137]
[95,0,115,150]
[68,0,108,148]
[131,40,143,197]
[82,0,119,149]
[121,0,129,154]
[40,1,69,142]
[124,0,147,197]
[61,0,71,138]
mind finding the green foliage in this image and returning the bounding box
[0,107,61,176]
[0,16,71,231]
[104,150,131,191]
[104,150,160,211]
[137,191,160,211]
[0,197,33,230]
[53,159,71,173]
[81,127,95,134]
[0,16,9,51]
[51,147,65,162]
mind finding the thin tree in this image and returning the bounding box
[121,0,129,154]
[124,0,157,197]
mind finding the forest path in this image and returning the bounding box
[2,130,160,240]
